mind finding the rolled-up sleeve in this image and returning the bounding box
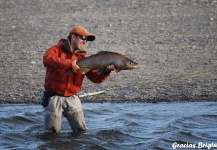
[85,69,110,83]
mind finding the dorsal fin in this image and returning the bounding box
[97,51,109,54]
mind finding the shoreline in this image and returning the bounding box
[1,99,217,105]
[1,95,216,105]
[1,0,216,104]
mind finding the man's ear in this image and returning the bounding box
[71,34,77,41]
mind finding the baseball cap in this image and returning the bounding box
[69,26,95,41]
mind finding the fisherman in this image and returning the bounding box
[42,26,115,133]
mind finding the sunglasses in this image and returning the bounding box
[75,34,88,41]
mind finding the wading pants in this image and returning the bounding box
[44,95,87,133]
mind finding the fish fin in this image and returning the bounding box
[66,69,73,74]
[97,51,108,54]
[80,68,90,74]
[97,68,104,74]
[115,69,122,73]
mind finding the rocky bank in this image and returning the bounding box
[0,0,217,104]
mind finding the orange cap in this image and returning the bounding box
[69,26,95,41]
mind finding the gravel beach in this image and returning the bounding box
[1,0,217,104]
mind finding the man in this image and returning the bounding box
[42,26,114,133]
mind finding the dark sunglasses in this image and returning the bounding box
[75,34,88,41]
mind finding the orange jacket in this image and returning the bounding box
[43,39,110,96]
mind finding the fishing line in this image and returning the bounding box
[79,70,216,98]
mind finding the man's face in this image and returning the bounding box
[71,34,87,50]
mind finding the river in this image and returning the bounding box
[0,102,217,150]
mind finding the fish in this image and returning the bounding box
[76,51,138,74]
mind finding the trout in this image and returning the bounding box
[77,51,138,74]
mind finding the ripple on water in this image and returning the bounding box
[153,113,217,146]
[0,102,216,150]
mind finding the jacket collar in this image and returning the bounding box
[63,37,86,53]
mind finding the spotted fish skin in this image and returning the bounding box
[77,51,138,74]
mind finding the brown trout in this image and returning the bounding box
[77,51,138,74]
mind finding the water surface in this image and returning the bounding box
[0,102,217,150]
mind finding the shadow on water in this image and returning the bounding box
[36,132,89,150]
[0,102,217,150]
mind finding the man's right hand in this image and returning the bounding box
[72,60,80,73]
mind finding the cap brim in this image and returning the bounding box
[87,35,95,41]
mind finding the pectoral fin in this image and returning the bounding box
[80,68,90,74]
[115,69,122,73]
[66,69,73,74]
[97,68,104,74]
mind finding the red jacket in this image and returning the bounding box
[43,39,110,96]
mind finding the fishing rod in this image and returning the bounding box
[78,85,131,98]
[78,70,216,98]
[78,90,105,98]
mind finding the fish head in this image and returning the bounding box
[126,60,138,69]
[121,57,139,70]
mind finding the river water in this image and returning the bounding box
[0,102,217,150]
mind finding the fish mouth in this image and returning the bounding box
[129,64,139,69]
[132,65,139,69]
[132,63,139,68]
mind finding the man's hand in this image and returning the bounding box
[105,64,115,72]
[72,60,80,73]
